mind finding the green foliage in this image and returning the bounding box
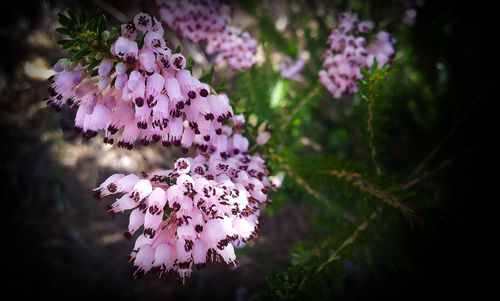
[55,8,121,77]
[199,66,215,85]
[185,55,195,72]
[355,59,394,172]
[229,2,446,298]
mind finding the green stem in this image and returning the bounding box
[292,212,378,297]
[367,80,382,175]
[322,169,421,223]
[280,84,321,132]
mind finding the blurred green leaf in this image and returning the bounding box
[71,47,91,61]
[199,66,215,85]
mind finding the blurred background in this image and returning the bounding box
[0,0,494,300]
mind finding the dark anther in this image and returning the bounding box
[123,231,132,240]
[135,97,144,107]
[199,89,208,97]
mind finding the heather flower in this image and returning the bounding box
[47,10,279,283]
[144,31,167,54]
[121,21,137,40]
[98,59,113,77]
[319,11,395,99]
[95,155,272,281]
[277,56,307,80]
[256,131,271,145]
[46,69,86,111]
[134,12,153,32]
[156,0,257,70]
[46,12,251,152]
[403,9,417,25]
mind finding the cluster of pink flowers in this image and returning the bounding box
[93,152,273,282]
[47,12,239,153]
[318,11,395,99]
[46,11,278,282]
[156,0,257,70]
[276,56,306,80]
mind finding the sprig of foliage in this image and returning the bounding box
[56,7,119,73]
[258,212,378,300]
[357,59,394,174]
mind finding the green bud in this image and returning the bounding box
[63,60,73,71]
[101,30,111,40]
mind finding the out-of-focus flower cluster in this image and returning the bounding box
[318,11,395,99]
[93,152,274,282]
[276,56,306,81]
[156,0,257,70]
[394,0,425,26]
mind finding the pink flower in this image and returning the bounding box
[98,59,114,77]
[319,11,395,99]
[256,131,271,145]
[145,73,164,107]
[277,56,307,80]
[46,69,85,111]
[170,53,186,71]
[139,48,158,74]
[144,31,167,54]
[94,153,272,282]
[134,12,153,32]
[157,0,257,70]
[121,21,137,40]
[49,11,280,283]
[114,37,139,64]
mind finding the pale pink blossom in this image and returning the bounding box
[157,0,257,70]
[319,11,395,99]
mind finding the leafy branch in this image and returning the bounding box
[320,169,421,223]
[357,59,393,175]
[258,212,378,300]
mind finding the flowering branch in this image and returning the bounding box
[357,59,392,175]
[46,8,276,283]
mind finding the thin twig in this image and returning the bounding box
[403,90,487,184]
[292,212,378,297]
[399,151,470,190]
[280,84,321,132]
[367,93,382,175]
[271,154,333,210]
[316,211,378,273]
[322,169,421,223]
